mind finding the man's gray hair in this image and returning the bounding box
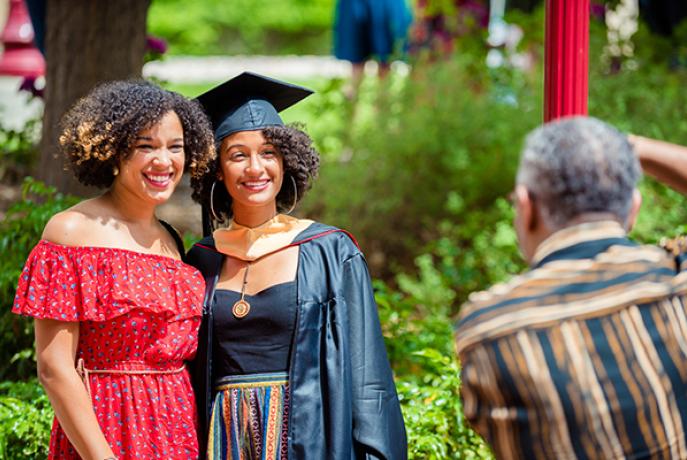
[516,116,641,228]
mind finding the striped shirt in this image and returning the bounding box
[455,221,687,460]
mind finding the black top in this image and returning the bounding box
[212,281,297,377]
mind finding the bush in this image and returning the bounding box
[301,48,539,282]
[0,117,40,184]
[0,178,79,381]
[147,0,336,55]
[396,350,491,459]
[0,379,52,459]
[376,257,493,459]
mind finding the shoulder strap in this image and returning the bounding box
[188,242,223,313]
[203,258,221,314]
[159,220,186,259]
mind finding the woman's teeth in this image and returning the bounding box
[144,173,172,187]
[243,180,269,189]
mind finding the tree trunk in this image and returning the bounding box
[37,0,151,196]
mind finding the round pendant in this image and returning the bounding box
[232,299,251,319]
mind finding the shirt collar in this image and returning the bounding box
[531,220,628,267]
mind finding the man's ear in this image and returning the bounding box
[515,184,537,230]
[625,188,642,232]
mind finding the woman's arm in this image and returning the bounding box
[629,134,687,194]
[35,319,115,460]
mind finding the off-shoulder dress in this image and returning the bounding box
[13,240,206,459]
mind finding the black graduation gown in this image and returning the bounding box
[187,222,407,459]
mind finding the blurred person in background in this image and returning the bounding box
[333,0,413,99]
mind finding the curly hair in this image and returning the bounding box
[59,80,216,188]
[190,124,320,222]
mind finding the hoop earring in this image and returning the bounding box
[210,181,224,222]
[285,176,298,215]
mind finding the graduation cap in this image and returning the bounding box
[196,72,314,143]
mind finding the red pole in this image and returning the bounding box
[544,0,589,122]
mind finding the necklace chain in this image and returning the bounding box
[232,263,252,319]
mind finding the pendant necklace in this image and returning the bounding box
[232,263,251,319]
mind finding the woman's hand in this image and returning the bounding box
[35,319,116,460]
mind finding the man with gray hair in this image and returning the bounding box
[455,116,687,459]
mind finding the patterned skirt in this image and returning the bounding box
[208,372,290,460]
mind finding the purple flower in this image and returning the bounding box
[590,2,606,21]
[145,35,168,55]
[19,76,44,98]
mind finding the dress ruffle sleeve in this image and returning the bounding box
[13,240,204,322]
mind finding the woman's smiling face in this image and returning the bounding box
[218,129,284,218]
[113,110,185,205]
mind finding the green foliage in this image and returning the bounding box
[0,117,40,184]
[182,232,201,252]
[377,256,492,459]
[430,198,524,307]
[147,0,336,55]
[376,274,453,374]
[396,351,491,459]
[422,0,458,17]
[590,35,687,138]
[632,180,687,244]
[301,48,539,281]
[0,379,52,459]
[0,178,79,381]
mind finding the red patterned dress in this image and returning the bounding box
[13,240,205,459]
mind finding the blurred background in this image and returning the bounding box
[1,0,687,457]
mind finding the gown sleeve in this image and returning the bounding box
[342,253,408,460]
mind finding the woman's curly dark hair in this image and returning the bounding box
[190,123,320,223]
[59,80,216,188]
